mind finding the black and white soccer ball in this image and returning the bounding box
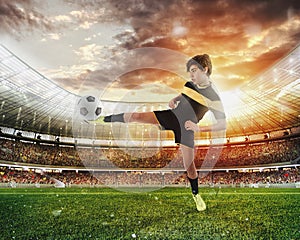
[77,95,103,121]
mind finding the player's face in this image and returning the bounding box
[189,64,208,85]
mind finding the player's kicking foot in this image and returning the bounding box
[87,116,105,124]
[193,194,206,211]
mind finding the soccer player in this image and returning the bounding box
[103,54,226,211]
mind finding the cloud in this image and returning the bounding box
[112,1,300,50]
[52,45,190,96]
[0,0,52,36]
[5,0,300,96]
[77,1,300,92]
[111,69,185,90]
[74,44,104,61]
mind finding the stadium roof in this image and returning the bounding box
[224,44,300,136]
[0,45,78,136]
[0,44,299,139]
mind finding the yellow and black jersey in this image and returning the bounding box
[154,81,225,148]
[179,81,226,122]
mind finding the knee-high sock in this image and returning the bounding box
[188,176,199,195]
[104,113,125,122]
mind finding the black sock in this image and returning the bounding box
[104,113,125,122]
[188,176,199,195]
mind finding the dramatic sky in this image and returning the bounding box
[1,0,300,102]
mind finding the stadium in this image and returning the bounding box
[0,44,299,188]
[0,44,300,239]
[0,1,300,239]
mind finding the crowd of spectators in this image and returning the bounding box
[0,167,299,187]
[1,137,299,168]
[0,139,84,166]
[194,138,300,167]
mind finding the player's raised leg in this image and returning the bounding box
[104,112,159,125]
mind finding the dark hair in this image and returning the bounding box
[186,54,212,76]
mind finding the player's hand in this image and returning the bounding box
[168,99,178,109]
[185,120,199,132]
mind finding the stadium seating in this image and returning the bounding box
[1,136,299,168]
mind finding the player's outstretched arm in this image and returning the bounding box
[184,118,226,132]
[168,94,182,109]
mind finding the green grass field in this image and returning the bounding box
[0,187,299,240]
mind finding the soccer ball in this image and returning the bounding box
[77,95,103,121]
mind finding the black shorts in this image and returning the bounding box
[154,109,196,148]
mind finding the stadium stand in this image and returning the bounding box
[1,134,299,168]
